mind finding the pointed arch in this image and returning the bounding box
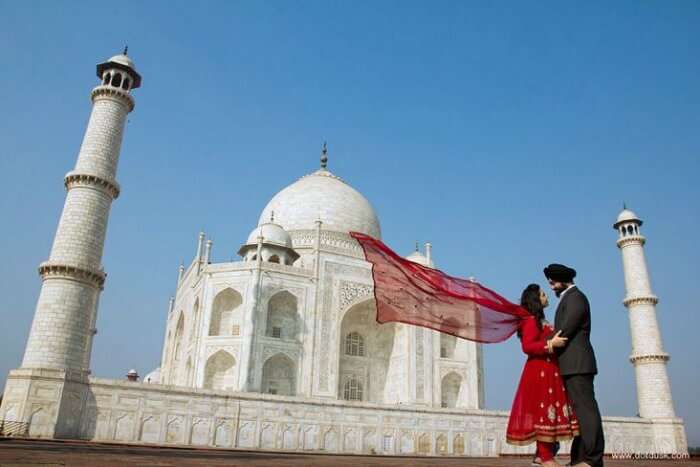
[190,298,200,345]
[261,353,296,396]
[441,371,463,408]
[170,312,185,384]
[436,433,448,455]
[28,408,51,438]
[265,290,299,340]
[209,288,243,336]
[338,299,395,403]
[203,350,236,390]
[112,72,122,88]
[454,433,465,454]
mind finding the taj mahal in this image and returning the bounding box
[0,52,688,457]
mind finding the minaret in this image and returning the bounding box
[21,51,141,374]
[614,207,675,419]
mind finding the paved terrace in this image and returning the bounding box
[0,439,697,467]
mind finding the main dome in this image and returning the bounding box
[258,168,381,238]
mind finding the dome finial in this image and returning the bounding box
[123,45,128,55]
[623,201,627,210]
[415,241,419,252]
[320,141,328,169]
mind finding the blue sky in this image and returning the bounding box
[1,0,698,446]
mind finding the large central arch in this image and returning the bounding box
[337,299,397,403]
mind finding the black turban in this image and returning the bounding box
[544,263,576,283]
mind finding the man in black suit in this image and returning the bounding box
[544,264,605,467]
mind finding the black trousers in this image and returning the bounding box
[564,374,605,467]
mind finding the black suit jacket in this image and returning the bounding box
[554,286,598,376]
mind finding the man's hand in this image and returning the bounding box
[549,330,568,349]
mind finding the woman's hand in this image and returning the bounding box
[548,330,568,351]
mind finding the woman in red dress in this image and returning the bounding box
[507,284,580,467]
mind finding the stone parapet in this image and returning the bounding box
[1,376,687,456]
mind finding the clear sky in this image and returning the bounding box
[1,0,698,447]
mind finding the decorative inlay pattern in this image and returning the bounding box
[339,281,374,311]
[290,230,365,258]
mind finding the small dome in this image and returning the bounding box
[144,367,161,384]
[108,54,136,70]
[127,369,138,375]
[246,222,293,248]
[614,208,643,228]
[406,251,434,268]
[259,169,381,239]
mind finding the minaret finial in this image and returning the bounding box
[623,201,627,210]
[270,210,275,223]
[415,241,419,252]
[320,141,328,169]
[123,45,128,55]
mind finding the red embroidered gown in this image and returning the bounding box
[506,317,580,445]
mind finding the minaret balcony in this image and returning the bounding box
[38,261,106,290]
[623,295,659,307]
[629,353,670,364]
[616,235,646,248]
[64,171,121,199]
[91,85,135,112]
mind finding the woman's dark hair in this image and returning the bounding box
[518,283,545,337]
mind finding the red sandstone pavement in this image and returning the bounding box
[0,439,698,467]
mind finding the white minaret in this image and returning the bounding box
[21,50,141,374]
[614,207,675,419]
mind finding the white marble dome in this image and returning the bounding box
[258,168,381,238]
[405,251,434,268]
[109,53,136,70]
[615,208,643,227]
[245,222,293,248]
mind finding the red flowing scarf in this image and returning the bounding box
[351,232,529,343]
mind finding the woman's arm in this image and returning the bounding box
[520,318,551,357]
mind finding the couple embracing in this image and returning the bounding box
[506,264,606,467]
[349,233,606,467]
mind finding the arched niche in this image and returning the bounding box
[203,350,236,390]
[170,312,185,384]
[209,288,243,336]
[441,371,464,408]
[261,353,297,396]
[265,290,300,340]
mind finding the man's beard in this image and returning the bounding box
[554,286,566,298]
